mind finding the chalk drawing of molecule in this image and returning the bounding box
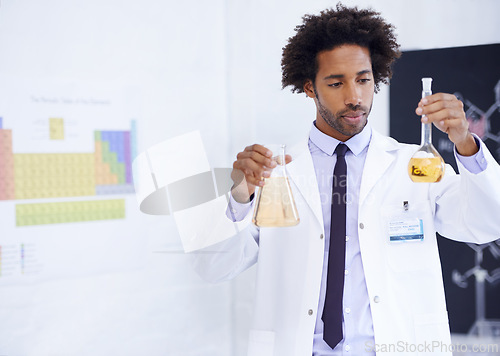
[451,79,500,338]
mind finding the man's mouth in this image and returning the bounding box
[341,111,365,122]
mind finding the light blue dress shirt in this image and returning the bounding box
[228,122,487,356]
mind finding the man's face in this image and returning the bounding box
[304,45,375,141]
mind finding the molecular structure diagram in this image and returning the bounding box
[456,79,500,157]
[452,79,500,337]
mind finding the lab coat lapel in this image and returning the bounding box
[286,140,324,227]
[359,130,398,206]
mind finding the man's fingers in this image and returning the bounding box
[417,100,450,116]
[238,149,277,169]
[233,158,271,186]
[244,144,273,158]
[416,93,463,115]
[234,155,273,176]
[416,93,465,126]
[419,105,464,124]
[232,145,294,192]
[417,92,458,106]
[231,167,263,189]
[421,109,452,124]
[414,92,470,146]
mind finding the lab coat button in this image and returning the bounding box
[308,309,313,316]
[344,269,349,275]
[345,344,351,351]
[320,234,324,239]
[345,307,351,314]
[359,223,364,229]
[345,236,349,242]
[374,296,380,303]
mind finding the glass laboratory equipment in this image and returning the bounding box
[252,144,300,227]
[408,78,445,183]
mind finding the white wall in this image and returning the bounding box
[0,0,499,355]
[0,1,233,355]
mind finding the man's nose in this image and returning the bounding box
[344,84,362,106]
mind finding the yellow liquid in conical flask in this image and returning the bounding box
[408,157,445,183]
[252,177,300,227]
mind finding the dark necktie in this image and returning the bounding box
[322,143,348,349]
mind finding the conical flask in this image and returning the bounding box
[408,78,445,183]
[252,144,300,227]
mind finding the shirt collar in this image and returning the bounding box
[309,120,372,157]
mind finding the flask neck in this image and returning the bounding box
[421,122,432,146]
[277,145,286,165]
[271,145,287,177]
[420,86,433,147]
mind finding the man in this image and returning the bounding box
[194,4,500,356]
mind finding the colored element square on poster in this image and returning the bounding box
[49,118,64,140]
[15,199,126,226]
[14,153,95,199]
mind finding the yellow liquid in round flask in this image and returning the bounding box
[408,78,445,183]
[252,144,300,227]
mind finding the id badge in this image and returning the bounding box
[388,218,424,242]
[382,201,426,243]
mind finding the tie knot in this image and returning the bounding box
[335,143,349,157]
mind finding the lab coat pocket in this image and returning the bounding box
[247,329,275,356]
[382,201,435,272]
[414,311,452,355]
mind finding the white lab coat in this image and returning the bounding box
[194,130,500,356]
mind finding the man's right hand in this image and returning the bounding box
[230,144,292,203]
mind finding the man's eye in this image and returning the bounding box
[359,78,371,83]
[328,82,342,87]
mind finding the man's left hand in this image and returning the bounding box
[416,93,478,156]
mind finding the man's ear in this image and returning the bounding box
[304,80,316,98]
